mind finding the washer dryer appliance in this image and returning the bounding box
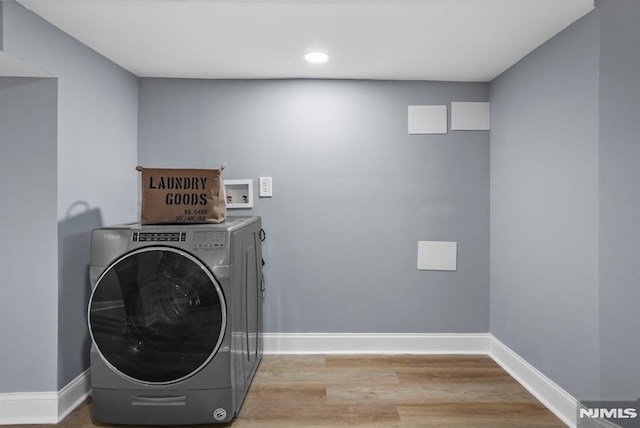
[88,216,263,425]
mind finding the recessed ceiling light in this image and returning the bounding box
[304,51,330,64]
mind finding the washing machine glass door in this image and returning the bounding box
[89,247,226,384]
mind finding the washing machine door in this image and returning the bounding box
[88,246,226,385]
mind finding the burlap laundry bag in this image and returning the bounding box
[136,165,226,224]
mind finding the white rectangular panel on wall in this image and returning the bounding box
[408,105,448,134]
[451,102,490,130]
[417,241,457,271]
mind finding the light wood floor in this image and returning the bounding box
[8,355,566,427]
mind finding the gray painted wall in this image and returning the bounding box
[138,78,490,334]
[1,1,139,391]
[0,3,4,49]
[598,0,640,399]
[2,0,635,405]
[0,77,58,393]
[3,1,139,224]
[489,12,601,398]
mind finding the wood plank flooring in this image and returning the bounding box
[6,355,566,427]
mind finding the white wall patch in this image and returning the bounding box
[451,102,490,130]
[417,241,457,271]
[408,105,448,134]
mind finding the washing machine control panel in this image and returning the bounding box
[130,230,226,250]
[132,232,187,242]
[192,231,226,250]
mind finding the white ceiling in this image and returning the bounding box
[17,0,594,82]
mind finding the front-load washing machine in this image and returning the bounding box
[88,216,263,425]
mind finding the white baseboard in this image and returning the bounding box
[489,335,577,428]
[58,369,91,422]
[264,332,579,427]
[1,335,579,427]
[0,391,58,425]
[263,332,490,355]
[0,369,91,425]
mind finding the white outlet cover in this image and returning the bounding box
[259,176,272,197]
[417,241,457,271]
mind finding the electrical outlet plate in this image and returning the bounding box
[259,177,273,197]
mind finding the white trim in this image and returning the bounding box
[0,335,583,426]
[57,369,92,422]
[263,332,490,355]
[0,369,91,425]
[0,391,58,425]
[264,332,579,427]
[488,335,578,428]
